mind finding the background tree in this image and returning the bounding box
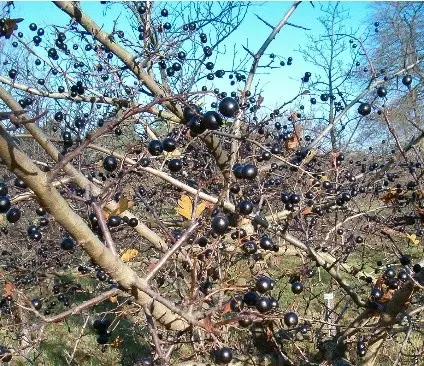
[362,1,424,145]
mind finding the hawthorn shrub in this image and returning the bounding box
[0,1,423,366]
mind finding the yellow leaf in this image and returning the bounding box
[104,185,135,217]
[407,233,420,245]
[121,249,139,262]
[109,296,117,303]
[321,175,328,181]
[165,149,181,158]
[176,194,206,220]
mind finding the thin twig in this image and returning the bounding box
[91,200,118,256]
[144,221,199,282]
[143,305,166,363]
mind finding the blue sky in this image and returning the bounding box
[4,1,372,110]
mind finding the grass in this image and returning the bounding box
[8,308,152,366]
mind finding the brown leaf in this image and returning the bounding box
[1,18,24,39]
[101,209,109,220]
[146,262,156,271]
[374,276,393,304]
[301,207,313,215]
[257,95,264,106]
[379,289,394,304]
[380,187,403,203]
[221,301,233,314]
[285,123,302,150]
[3,280,15,297]
[330,149,339,168]
[112,336,122,348]
[201,314,215,333]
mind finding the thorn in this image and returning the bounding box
[242,45,255,58]
[255,14,274,29]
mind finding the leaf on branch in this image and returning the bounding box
[0,18,24,39]
[285,123,302,150]
[257,95,264,106]
[104,185,135,217]
[379,289,394,304]
[121,248,139,262]
[176,194,206,220]
[330,149,339,168]
[406,233,420,246]
[373,277,394,304]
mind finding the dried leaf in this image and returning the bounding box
[406,233,420,245]
[379,289,394,304]
[330,149,339,168]
[109,296,117,303]
[1,18,24,39]
[380,187,402,203]
[372,277,393,306]
[221,301,232,314]
[176,194,206,220]
[165,149,181,158]
[257,95,264,106]
[101,209,109,220]
[301,207,313,215]
[374,276,385,291]
[121,249,139,262]
[3,281,15,297]
[112,337,122,348]
[285,123,302,150]
[381,227,404,238]
[147,262,156,271]
[201,314,215,333]
[104,185,135,217]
